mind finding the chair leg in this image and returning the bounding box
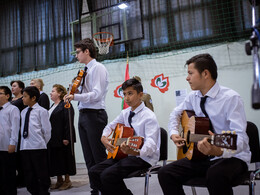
[249,169,260,195]
[144,173,150,195]
[249,182,253,195]
[191,186,197,195]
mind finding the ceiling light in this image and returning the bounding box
[118,3,128,9]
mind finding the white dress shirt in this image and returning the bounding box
[20,103,51,150]
[74,59,109,110]
[0,102,20,151]
[168,82,251,164]
[102,102,161,166]
[48,103,58,118]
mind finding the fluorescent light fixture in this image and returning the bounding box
[118,3,128,9]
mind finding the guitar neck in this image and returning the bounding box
[189,134,213,143]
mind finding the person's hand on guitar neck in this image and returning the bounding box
[101,136,115,153]
[120,141,140,156]
[197,130,223,157]
[171,134,186,148]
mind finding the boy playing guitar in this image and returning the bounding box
[89,78,160,195]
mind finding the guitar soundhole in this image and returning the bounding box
[183,145,188,154]
[187,130,190,144]
[182,130,191,154]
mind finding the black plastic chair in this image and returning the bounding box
[183,121,260,195]
[126,127,168,195]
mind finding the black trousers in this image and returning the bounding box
[20,149,50,195]
[16,131,25,187]
[78,109,108,193]
[0,151,16,195]
[89,156,151,195]
[158,157,248,195]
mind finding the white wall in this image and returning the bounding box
[1,41,260,162]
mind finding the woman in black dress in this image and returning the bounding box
[48,84,76,190]
[10,80,26,111]
[30,78,50,110]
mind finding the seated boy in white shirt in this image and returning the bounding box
[20,86,51,195]
[88,78,161,195]
[0,86,20,195]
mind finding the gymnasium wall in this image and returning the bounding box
[0,40,259,162]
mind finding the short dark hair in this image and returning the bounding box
[185,53,218,80]
[10,80,25,90]
[74,38,97,59]
[0,86,12,101]
[23,86,40,102]
[122,78,143,93]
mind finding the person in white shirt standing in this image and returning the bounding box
[64,38,109,195]
[158,53,251,195]
[0,86,20,195]
[20,86,51,195]
[88,78,160,195]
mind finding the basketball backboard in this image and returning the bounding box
[81,0,144,46]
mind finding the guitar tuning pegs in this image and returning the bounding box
[222,130,226,134]
[227,130,231,134]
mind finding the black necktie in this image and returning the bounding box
[200,96,214,132]
[80,66,88,94]
[78,66,88,106]
[128,111,135,128]
[200,96,209,118]
[23,107,33,138]
[0,107,3,110]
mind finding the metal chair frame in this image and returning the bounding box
[126,127,168,195]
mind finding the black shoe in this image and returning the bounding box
[90,189,99,195]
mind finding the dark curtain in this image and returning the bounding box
[0,0,82,77]
[84,0,257,60]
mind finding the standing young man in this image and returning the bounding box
[158,53,251,195]
[0,86,20,195]
[20,86,51,195]
[64,38,109,195]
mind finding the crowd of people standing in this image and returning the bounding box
[0,79,76,195]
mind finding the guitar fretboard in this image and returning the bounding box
[189,134,213,143]
[115,138,129,146]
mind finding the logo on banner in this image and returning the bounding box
[114,84,124,98]
[150,73,169,93]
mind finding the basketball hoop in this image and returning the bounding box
[93,32,114,55]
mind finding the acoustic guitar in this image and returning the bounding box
[177,110,237,160]
[107,123,144,160]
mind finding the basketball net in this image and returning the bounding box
[93,32,114,55]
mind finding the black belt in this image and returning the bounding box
[79,108,104,113]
